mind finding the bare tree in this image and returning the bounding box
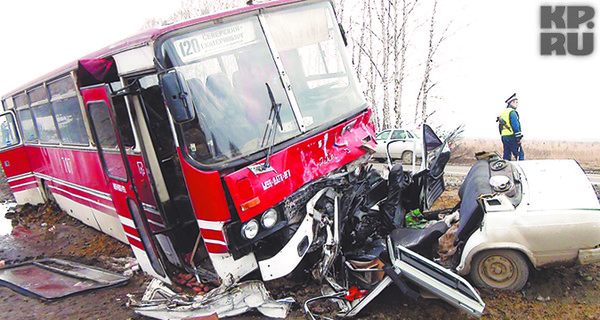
[346,0,382,130]
[342,0,417,131]
[141,0,242,29]
[353,0,383,131]
[334,0,346,22]
[366,0,380,131]
[379,0,392,129]
[414,0,453,124]
[335,0,460,132]
[393,0,417,129]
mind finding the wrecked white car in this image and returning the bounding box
[452,156,600,290]
[381,141,600,292]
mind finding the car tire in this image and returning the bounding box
[470,249,529,290]
[401,151,413,165]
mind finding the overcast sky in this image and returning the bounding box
[0,0,598,141]
[0,0,180,93]
[432,0,599,141]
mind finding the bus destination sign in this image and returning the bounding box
[174,21,256,62]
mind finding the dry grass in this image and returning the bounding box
[451,138,600,171]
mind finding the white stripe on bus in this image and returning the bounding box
[52,185,116,212]
[197,220,224,231]
[202,238,228,246]
[11,180,38,189]
[35,172,112,201]
[6,172,35,182]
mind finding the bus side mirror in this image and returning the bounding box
[160,70,195,122]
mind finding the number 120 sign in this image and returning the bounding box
[174,21,256,62]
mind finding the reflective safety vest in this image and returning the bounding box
[499,107,516,136]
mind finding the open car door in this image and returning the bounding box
[418,124,450,210]
[387,124,448,212]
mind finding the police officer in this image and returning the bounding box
[497,93,524,160]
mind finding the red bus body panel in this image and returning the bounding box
[25,146,108,193]
[0,145,36,194]
[178,151,231,253]
[178,111,374,255]
[24,146,117,217]
[224,111,374,222]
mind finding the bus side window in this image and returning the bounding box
[14,93,38,143]
[16,108,37,142]
[31,102,60,144]
[29,85,60,145]
[49,76,89,146]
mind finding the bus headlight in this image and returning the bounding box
[261,209,278,229]
[241,219,259,239]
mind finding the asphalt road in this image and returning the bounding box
[370,162,600,185]
[444,164,600,185]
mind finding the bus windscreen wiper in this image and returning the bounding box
[260,83,283,169]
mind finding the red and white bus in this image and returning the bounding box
[1,0,374,300]
[0,0,484,318]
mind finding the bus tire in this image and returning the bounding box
[42,180,56,204]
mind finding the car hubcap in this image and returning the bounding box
[481,255,515,285]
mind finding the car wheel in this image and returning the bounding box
[401,151,413,165]
[470,249,529,290]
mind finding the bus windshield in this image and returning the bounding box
[159,1,366,166]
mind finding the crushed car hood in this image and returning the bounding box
[516,160,600,211]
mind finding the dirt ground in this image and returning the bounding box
[1,171,600,320]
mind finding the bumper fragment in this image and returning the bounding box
[578,247,600,265]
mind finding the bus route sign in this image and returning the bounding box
[174,21,256,62]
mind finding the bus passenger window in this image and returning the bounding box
[14,93,37,143]
[31,103,60,144]
[28,85,59,145]
[16,108,37,142]
[52,96,89,145]
[49,76,88,146]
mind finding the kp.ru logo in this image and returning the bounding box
[540,5,595,55]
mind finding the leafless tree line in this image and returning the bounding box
[143,0,455,132]
[333,0,455,131]
[141,0,241,29]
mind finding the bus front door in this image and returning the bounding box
[81,85,170,283]
[0,111,41,204]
